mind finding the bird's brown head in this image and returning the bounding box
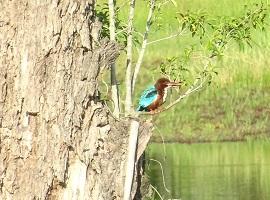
[154,78,181,91]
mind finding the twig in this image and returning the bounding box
[154,124,167,160]
[211,5,265,57]
[117,0,130,10]
[150,184,164,200]
[101,73,120,121]
[149,159,170,193]
[132,0,156,93]
[226,7,262,42]
[146,30,186,45]
[101,73,109,95]
[116,27,127,35]
[108,0,120,118]
[103,100,121,122]
[108,0,116,41]
[125,0,136,115]
[133,30,144,38]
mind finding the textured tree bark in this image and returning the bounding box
[0,1,151,199]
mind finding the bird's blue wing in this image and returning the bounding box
[137,85,157,111]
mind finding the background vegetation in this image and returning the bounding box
[97,0,270,142]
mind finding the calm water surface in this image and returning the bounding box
[147,140,270,200]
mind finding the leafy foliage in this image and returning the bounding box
[96,2,141,47]
[160,3,269,84]
[159,47,193,83]
[96,3,128,46]
[96,0,268,105]
[177,11,208,38]
[176,3,269,57]
[208,3,268,57]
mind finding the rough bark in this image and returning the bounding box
[0,1,151,199]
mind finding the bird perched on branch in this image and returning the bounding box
[137,78,181,112]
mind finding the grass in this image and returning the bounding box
[150,49,270,142]
[97,0,270,142]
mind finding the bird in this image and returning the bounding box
[137,78,181,112]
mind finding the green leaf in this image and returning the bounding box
[169,0,178,7]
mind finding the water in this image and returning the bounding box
[147,140,270,200]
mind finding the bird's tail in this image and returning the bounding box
[136,105,144,112]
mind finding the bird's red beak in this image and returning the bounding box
[166,81,182,87]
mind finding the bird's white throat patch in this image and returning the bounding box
[163,87,169,102]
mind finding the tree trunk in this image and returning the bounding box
[0,1,151,199]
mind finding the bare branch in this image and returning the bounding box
[108,0,121,118]
[146,29,186,45]
[160,80,206,113]
[125,0,136,115]
[149,159,170,193]
[133,30,144,38]
[108,0,116,41]
[117,0,130,10]
[149,185,164,200]
[132,0,156,93]
[116,27,127,35]
[123,119,140,200]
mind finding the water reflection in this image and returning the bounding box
[147,140,270,200]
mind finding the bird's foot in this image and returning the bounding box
[149,110,155,115]
[149,109,159,115]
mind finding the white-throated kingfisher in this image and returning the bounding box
[137,78,181,112]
